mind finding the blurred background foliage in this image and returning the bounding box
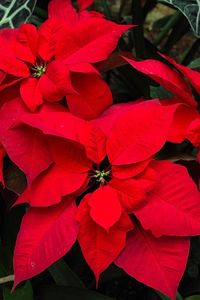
[1,0,200,299]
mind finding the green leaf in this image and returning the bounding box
[160,0,200,37]
[48,259,85,288]
[0,0,36,28]
[3,281,33,300]
[188,57,200,69]
[156,291,183,300]
[185,296,200,300]
[36,286,114,300]
[150,85,172,99]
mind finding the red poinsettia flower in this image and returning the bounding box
[3,98,199,299]
[0,0,131,118]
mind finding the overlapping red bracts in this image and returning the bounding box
[0,1,200,300]
[0,0,130,117]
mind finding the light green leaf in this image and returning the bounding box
[160,0,200,37]
[188,57,200,69]
[0,0,36,28]
[185,296,200,300]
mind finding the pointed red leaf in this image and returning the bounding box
[160,53,200,96]
[67,73,112,120]
[14,24,38,64]
[63,19,132,64]
[163,103,199,143]
[115,226,190,300]
[39,61,75,103]
[14,198,78,287]
[135,160,200,237]
[77,0,94,10]
[16,164,88,207]
[124,56,197,107]
[20,78,43,112]
[78,122,106,163]
[16,138,90,207]
[48,0,78,26]
[112,159,152,179]
[92,101,138,137]
[0,144,5,186]
[0,37,30,77]
[0,99,53,184]
[88,186,122,230]
[77,196,133,283]
[37,18,65,61]
[16,109,87,143]
[107,100,173,165]
[16,108,106,162]
[187,117,200,147]
[109,166,157,213]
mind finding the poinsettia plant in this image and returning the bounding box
[1,0,200,300]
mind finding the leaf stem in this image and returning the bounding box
[0,275,14,284]
[154,10,182,46]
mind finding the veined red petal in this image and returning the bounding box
[0,144,5,186]
[77,196,133,283]
[107,100,172,165]
[160,53,200,97]
[14,198,78,288]
[92,101,137,137]
[135,160,200,237]
[49,137,91,173]
[48,0,78,26]
[0,99,53,184]
[124,56,197,107]
[67,73,112,120]
[78,122,106,163]
[16,163,88,207]
[15,24,38,64]
[109,167,157,213]
[0,39,30,77]
[112,158,152,179]
[20,78,43,112]
[63,19,132,64]
[37,18,64,61]
[115,226,190,300]
[88,186,122,230]
[162,102,199,143]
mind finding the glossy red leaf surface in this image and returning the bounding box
[135,160,200,237]
[115,226,190,300]
[14,199,79,287]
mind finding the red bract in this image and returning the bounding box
[13,198,79,288]
[0,98,53,184]
[48,0,100,26]
[0,23,74,111]
[8,98,200,300]
[0,0,131,119]
[0,143,5,186]
[123,56,197,107]
[115,228,189,300]
[160,53,200,96]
